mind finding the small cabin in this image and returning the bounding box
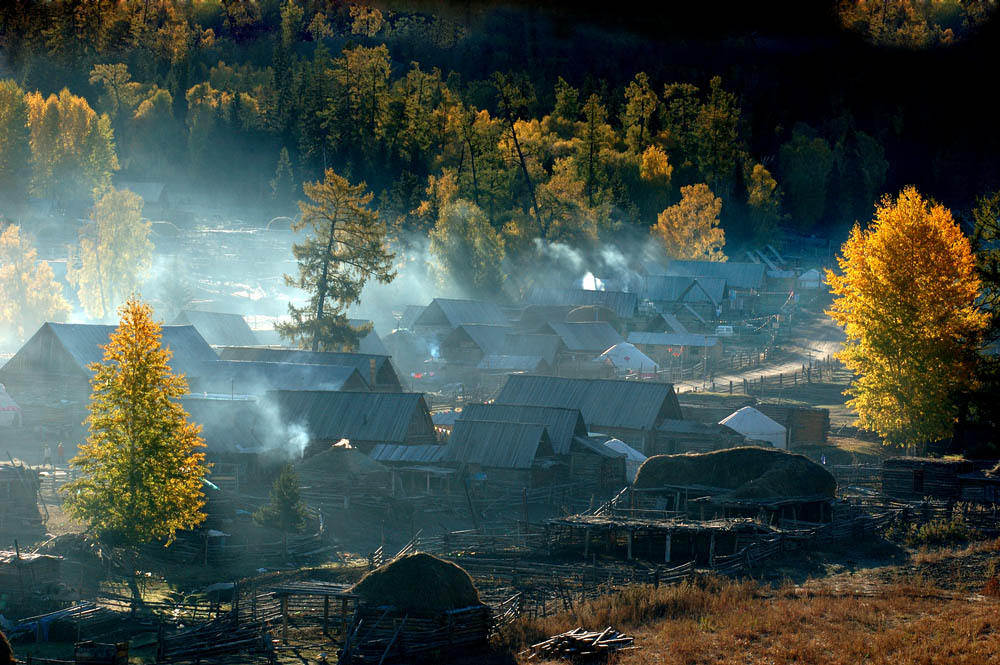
[882,457,974,501]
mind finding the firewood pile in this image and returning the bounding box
[524,626,636,661]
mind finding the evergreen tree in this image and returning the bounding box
[270,147,296,202]
[278,169,396,351]
[62,298,207,606]
[254,463,308,556]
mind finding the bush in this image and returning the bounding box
[904,519,974,547]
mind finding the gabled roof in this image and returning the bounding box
[501,333,562,365]
[172,310,259,347]
[443,420,553,469]
[347,319,390,356]
[0,323,217,380]
[644,276,727,306]
[664,261,766,291]
[443,324,513,355]
[627,332,718,348]
[477,355,550,372]
[459,402,588,455]
[193,360,369,394]
[496,375,682,431]
[540,321,623,353]
[217,347,402,390]
[413,298,509,328]
[265,390,434,445]
[597,342,659,371]
[526,287,638,319]
[397,305,426,330]
[720,406,786,436]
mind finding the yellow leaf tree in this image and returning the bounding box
[62,298,207,605]
[68,188,153,320]
[826,186,989,449]
[0,224,71,341]
[651,183,726,261]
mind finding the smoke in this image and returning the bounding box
[581,272,605,291]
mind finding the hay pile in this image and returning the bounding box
[634,447,836,500]
[350,553,482,610]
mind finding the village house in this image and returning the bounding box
[442,419,560,496]
[458,402,626,490]
[654,419,745,456]
[439,324,514,365]
[411,298,510,335]
[265,390,437,455]
[0,323,217,435]
[643,276,728,323]
[496,375,684,455]
[627,331,722,367]
[536,321,624,370]
[172,310,260,347]
[526,287,639,320]
[217,347,404,391]
[881,457,975,502]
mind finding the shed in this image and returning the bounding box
[719,407,787,449]
[265,390,436,454]
[443,419,560,493]
[526,287,638,319]
[881,457,974,501]
[192,360,370,395]
[496,375,683,454]
[172,310,259,347]
[457,403,588,455]
[217,347,402,391]
[412,298,509,330]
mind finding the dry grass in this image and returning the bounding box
[502,575,1000,664]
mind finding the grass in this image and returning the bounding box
[501,576,1000,665]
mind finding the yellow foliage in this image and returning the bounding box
[0,224,71,340]
[651,183,726,261]
[62,298,207,550]
[826,186,989,447]
[639,145,673,186]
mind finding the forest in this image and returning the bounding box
[1,1,999,313]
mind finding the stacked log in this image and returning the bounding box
[524,626,635,661]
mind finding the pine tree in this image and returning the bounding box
[254,464,308,557]
[270,147,296,203]
[62,298,207,606]
[277,169,396,351]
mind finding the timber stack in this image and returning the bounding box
[524,626,636,661]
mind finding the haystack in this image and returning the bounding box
[633,447,836,500]
[351,553,481,610]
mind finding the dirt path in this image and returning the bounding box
[675,311,846,394]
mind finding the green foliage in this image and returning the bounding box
[902,519,975,547]
[62,299,207,601]
[0,80,31,202]
[254,464,308,535]
[780,125,833,231]
[278,169,396,351]
[68,188,153,321]
[270,147,296,202]
[429,199,506,300]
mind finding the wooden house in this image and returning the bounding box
[172,310,259,347]
[881,457,974,501]
[218,347,403,391]
[496,375,683,455]
[655,260,767,315]
[0,323,216,432]
[412,298,509,335]
[526,287,639,320]
[958,467,1000,504]
[369,443,452,496]
[537,321,624,366]
[442,419,561,494]
[265,390,436,455]
[459,403,625,489]
[645,311,689,335]
[643,276,727,321]
[440,324,513,365]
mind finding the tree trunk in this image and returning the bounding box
[127,549,143,612]
[311,215,338,351]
